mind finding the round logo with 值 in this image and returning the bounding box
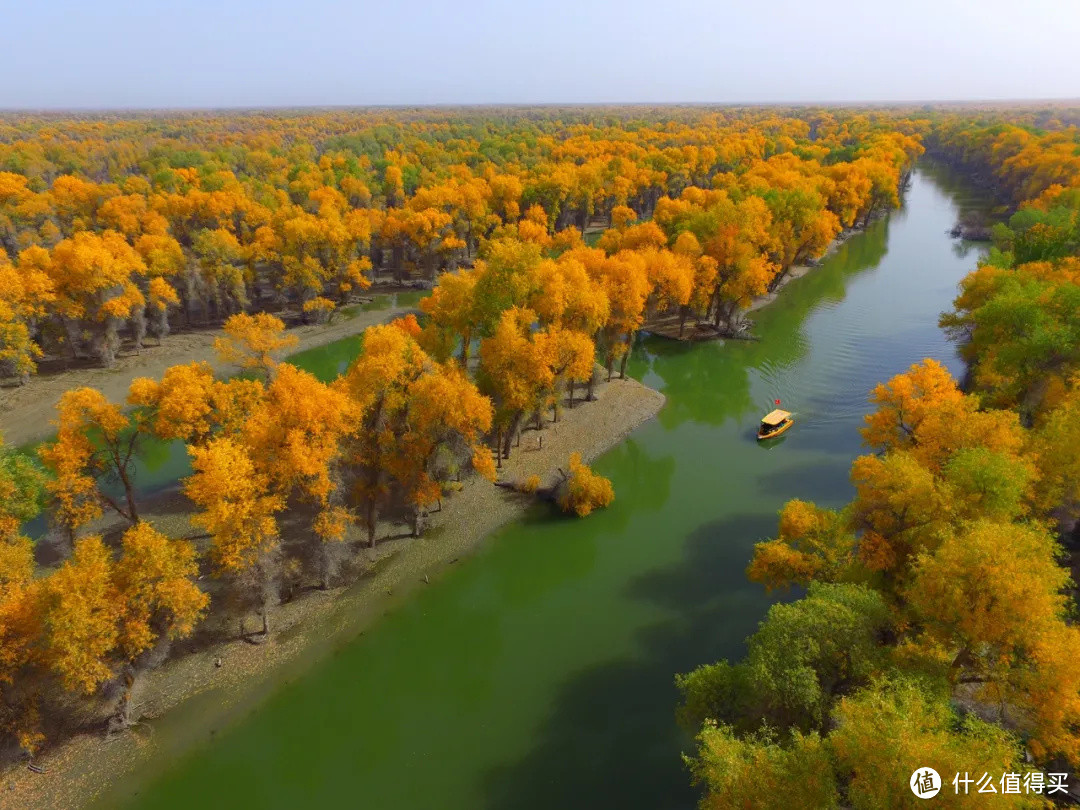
[910,767,941,799]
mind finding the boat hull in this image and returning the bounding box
[757,419,794,440]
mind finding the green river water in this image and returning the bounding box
[101,162,990,810]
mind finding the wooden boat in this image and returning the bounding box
[757,409,794,440]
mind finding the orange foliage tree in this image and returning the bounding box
[556,453,615,517]
[39,387,143,538]
[213,312,298,377]
[184,438,283,636]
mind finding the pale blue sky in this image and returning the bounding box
[3,0,1079,109]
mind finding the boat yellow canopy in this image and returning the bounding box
[760,409,792,426]
[758,409,794,441]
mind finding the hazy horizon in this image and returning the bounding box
[3,0,1080,109]
[5,98,1080,114]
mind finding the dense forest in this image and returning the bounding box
[677,111,1080,807]
[0,107,922,762]
[5,104,1077,807]
[0,108,921,377]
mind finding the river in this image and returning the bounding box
[101,162,991,810]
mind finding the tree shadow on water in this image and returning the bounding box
[480,512,787,810]
[755,458,854,506]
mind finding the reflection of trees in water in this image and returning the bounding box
[625,215,892,431]
[780,216,891,311]
[646,338,759,429]
[480,511,781,810]
[915,160,1000,265]
[600,438,676,525]
[951,239,985,260]
[482,437,678,606]
[484,505,603,606]
[917,159,998,215]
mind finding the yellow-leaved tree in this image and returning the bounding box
[213,312,298,377]
[185,438,283,636]
[556,453,614,517]
[39,387,143,539]
[110,522,207,727]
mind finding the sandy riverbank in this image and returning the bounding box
[1,373,665,810]
[0,295,415,449]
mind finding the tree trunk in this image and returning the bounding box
[132,308,147,353]
[117,464,139,525]
[503,411,523,459]
[459,329,472,367]
[366,500,377,548]
[712,291,725,329]
[112,668,136,731]
[392,243,405,283]
[62,318,81,363]
[411,505,426,538]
